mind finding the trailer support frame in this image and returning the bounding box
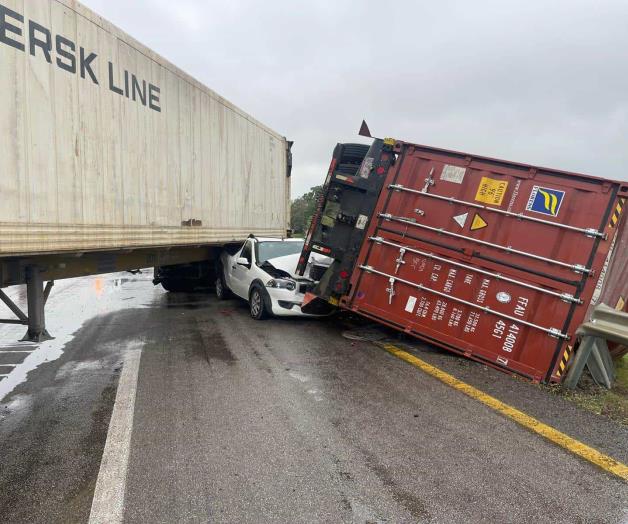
[0,267,57,343]
[0,288,29,326]
[21,267,54,342]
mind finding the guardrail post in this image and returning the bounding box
[563,337,596,389]
[564,304,626,389]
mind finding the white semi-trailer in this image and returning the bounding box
[0,0,292,340]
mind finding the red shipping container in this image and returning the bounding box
[302,138,628,383]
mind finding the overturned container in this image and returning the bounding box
[299,134,628,383]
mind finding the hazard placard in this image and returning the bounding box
[471,214,488,231]
[453,212,468,228]
[475,177,509,206]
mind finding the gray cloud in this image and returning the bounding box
[82,0,628,196]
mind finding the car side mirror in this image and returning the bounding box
[236,257,250,267]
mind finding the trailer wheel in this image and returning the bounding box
[249,286,269,320]
[215,274,231,300]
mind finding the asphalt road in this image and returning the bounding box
[0,273,626,523]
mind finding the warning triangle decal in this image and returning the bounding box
[453,212,468,228]
[471,214,488,231]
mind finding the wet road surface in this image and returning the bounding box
[0,273,626,523]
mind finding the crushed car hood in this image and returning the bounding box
[262,253,331,280]
[262,253,300,278]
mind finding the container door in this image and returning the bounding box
[346,144,623,382]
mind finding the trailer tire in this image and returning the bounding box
[215,272,231,300]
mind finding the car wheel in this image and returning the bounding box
[215,273,231,300]
[249,287,269,320]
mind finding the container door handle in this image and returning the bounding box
[386,277,396,304]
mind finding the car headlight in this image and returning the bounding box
[266,279,297,291]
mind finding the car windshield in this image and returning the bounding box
[256,241,304,264]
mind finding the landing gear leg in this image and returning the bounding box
[21,266,54,343]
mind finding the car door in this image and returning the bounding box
[229,240,255,299]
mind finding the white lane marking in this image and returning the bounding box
[89,346,142,524]
[288,371,310,383]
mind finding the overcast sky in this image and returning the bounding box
[82,0,628,197]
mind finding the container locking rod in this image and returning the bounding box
[387,184,606,239]
[378,214,592,275]
[369,236,582,304]
[359,265,570,340]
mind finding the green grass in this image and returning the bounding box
[616,354,628,389]
[553,355,628,425]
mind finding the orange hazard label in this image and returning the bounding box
[475,177,509,206]
[471,214,488,231]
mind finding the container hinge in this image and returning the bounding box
[414,208,425,216]
[379,213,393,221]
[386,277,396,304]
[549,327,569,340]
[572,264,588,275]
[389,184,404,192]
[395,249,406,274]
[371,236,384,244]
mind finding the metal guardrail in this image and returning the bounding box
[564,304,628,389]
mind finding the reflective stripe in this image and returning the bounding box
[610,198,625,228]
[555,345,574,378]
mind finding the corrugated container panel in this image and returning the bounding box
[0,0,290,256]
[349,141,627,382]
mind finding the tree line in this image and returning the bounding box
[290,185,323,237]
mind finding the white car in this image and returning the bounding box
[216,236,332,319]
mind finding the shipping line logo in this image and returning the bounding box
[526,186,565,217]
[0,3,161,113]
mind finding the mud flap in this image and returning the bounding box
[301,292,336,315]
